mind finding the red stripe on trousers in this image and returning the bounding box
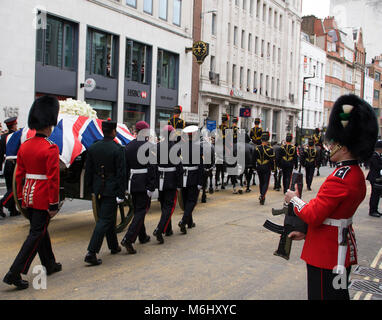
[164,191,177,233]
[1,191,14,206]
[22,214,49,274]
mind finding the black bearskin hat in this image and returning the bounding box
[325,94,378,161]
[261,131,270,142]
[286,133,293,143]
[28,95,59,130]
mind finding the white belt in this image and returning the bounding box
[183,166,199,188]
[25,174,48,180]
[323,218,354,274]
[128,169,148,193]
[158,167,176,191]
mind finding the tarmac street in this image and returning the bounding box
[0,166,381,300]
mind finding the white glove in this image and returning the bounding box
[116,197,124,204]
[197,185,203,190]
[147,190,153,198]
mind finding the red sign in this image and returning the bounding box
[141,91,147,99]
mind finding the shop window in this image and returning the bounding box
[126,39,151,84]
[35,15,76,70]
[157,49,178,90]
[124,104,148,133]
[86,28,118,78]
[86,99,113,120]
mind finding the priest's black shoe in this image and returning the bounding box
[121,238,137,254]
[3,271,29,290]
[369,212,381,218]
[46,262,62,275]
[84,252,102,266]
[139,235,151,244]
[178,221,187,234]
[110,246,122,254]
[153,229,164,244]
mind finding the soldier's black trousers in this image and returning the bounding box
[123,192,151,243]
[369,183,381,213]
[181,186,199,226]
[305,165,315,189]
[257,167,271,197]
[215,164,226,186]
[88,196,119,254]
[157,189,177,234]
[10,209,56,275]
[307,264,351,300]
[0,160,16,212]
[281,166,293,194]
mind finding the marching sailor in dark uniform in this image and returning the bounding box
[121,121,156,254]
[178,125,204,234]
[84,119,126,266]
[366,140,382,217]
[153,125,183,244]
[272,141,282,191]
[285,94,378,300]
[215,114,229,190]
[3,96,61,290]
[278,133,298,194]
[0,117,19,217]
[228,117,240,194]
[254,131,275,205]
[301,138,318,191]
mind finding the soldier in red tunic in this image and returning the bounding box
[285,94,378,300]
[3,95,61,290]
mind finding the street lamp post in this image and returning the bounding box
[300,65,316,146]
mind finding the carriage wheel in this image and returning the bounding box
[91,193,134,234]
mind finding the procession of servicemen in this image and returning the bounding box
[1,93,381,301]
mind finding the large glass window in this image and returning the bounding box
[124,104,148,133]
[36,15,75,70]
[159,0,168,20]
[173,0,182,26]
[86,99,113,120]
[157,49,178,89]
[126,0,137,8]
[144,0,153,14]
[86,28,118,78]
[126,39,151,84]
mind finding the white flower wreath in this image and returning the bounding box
[59,98,98,119]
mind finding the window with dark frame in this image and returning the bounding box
[157,49,178,90]
[126,39,151,84]
[36,15,76,70]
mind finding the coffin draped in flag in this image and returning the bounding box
[5,114,135,168]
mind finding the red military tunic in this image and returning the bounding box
[290,161,365,270]
[15,134,60,211]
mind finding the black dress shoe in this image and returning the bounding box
[46,262,62,275]
[3,271,29,290]
[188,222,196,229]
[84,253,102,266]
[165,229,173,237]
[201,195,207,203]
[153,229,164,244]
[121,239,137,254]
[208,187,214,194]
[259,196,265,205]
[139,235,151,244]
[178,221,187,234]
[110,246,122,255]
[369,212,381,218]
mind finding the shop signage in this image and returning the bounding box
[239,107,251,118]
[127,89,148,99]
[84,78,96,93]
[183,112,200,124]
[206,120,217,132]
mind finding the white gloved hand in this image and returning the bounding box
[147,190,153,198]
[197,185,203,190]
[116,197,124,204]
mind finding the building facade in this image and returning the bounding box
[302,16,355,127]
[0,0,194,133]
[366,56,382,136]
[298,32,326,140]
[197,0,303,143]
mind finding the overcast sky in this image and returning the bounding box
[302,0,331,18]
